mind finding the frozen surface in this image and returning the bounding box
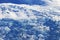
[0,0,60,40]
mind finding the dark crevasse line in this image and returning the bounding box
[0,18,23,27]
[0,0,47,6]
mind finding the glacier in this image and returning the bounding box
[0,0,60,40]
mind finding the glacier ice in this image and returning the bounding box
[0,1,60,40]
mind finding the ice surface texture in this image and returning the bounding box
[0,1,60,40]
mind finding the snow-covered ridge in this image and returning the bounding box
[0,3,46,20]
[0,3,60,21]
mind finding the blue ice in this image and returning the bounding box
[0,0,47,6]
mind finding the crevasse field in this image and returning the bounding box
[0,0,60,40]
